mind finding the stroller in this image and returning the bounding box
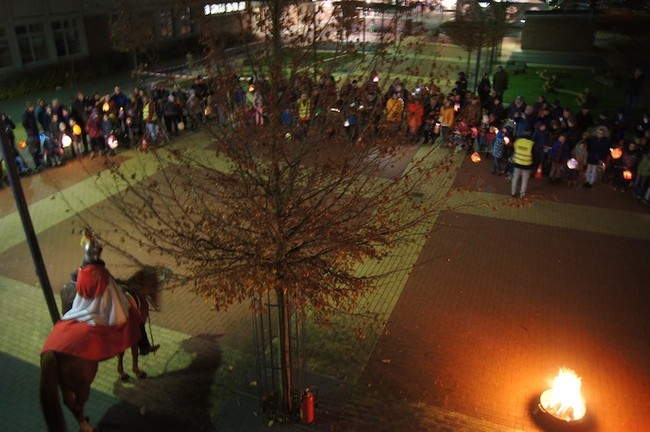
[451,121,477,153]
[41,133,64,167]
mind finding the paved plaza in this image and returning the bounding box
[1,129,649,431]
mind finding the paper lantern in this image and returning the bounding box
[73,124,82,136]
[610,147,622,159]
[623,169,633,180]
[102,102,110,112]
[471,152,481,163]
[177,121,185,131]
[566,158,578,170]
[62,135,72,148]
[107,135,119,149]
[19,140,27,149]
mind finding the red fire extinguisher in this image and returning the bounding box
[300,387,318,424]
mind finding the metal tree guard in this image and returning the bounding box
[252,289,306,420]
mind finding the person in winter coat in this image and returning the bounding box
[85,108,104,157]
[385,92,405,125]
[548,133,571,183]
[511,136,534,198]
[493,66,509,101]
[584,126,609,188]
[437,99,456,147]
[491,125,505,175]
[635,147,650,200]
[406,97,424,142]
[21,101,42,170]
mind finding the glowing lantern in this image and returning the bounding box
[285,132,292,140]
[205,107,212,116]
[471,152,481,163]
[107,135,119,149]
[248,84,255,92]
[538,368,586,423]
[177,121,185,131]
[102,102,110,112]
[623,169,633,180]
[72,124,82,136]
[566,158,578,170]
[372,74,380,83]
[343,119,350,127]
[19,140,27,149]
[61,135,72,148]
[610,147,622,159]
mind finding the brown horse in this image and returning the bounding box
[40,266,168,432]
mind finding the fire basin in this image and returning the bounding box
[532,368,592,431]
[539,388,586,423]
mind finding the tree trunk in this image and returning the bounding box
[276,287,293,416]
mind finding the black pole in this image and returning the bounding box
[0,127,60,324]
[474,13,484,91]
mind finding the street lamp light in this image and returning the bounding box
[474,1,490,91]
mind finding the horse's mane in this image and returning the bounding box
[119,266,171,311]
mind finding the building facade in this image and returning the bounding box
[0,0,251,78]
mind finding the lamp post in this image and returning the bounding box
[473,1,490,91]
[363,0,371,59]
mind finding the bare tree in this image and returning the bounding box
[109,0,158,70]
[442,2,507,85]
[94,1,455,420]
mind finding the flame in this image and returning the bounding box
[540,368,586,422]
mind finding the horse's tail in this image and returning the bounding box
[40,351,66,432]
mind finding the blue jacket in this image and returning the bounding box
[549,140,570,163]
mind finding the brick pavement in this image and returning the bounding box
[1,132,649,432]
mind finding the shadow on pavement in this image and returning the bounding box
[97,334,223,432]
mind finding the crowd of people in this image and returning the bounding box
[2,66,649,206]
[359,65,649,204]
[1,76,212,183]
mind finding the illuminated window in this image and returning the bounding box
[204,2,247,15]
[52,19,81,57]
[15,23,48,64]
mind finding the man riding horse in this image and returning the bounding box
[42,231,157,361]
[40,232,165,431]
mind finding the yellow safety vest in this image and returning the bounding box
[513,138,533,167]
[298,99,311,121]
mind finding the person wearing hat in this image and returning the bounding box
[42,231,143,361]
